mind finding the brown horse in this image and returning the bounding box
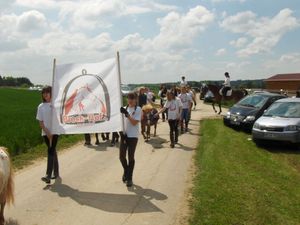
[0,147,14,225]
[141,105,159,142]
[201,84,247,114]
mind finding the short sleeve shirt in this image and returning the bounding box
[164,98,183,120]
[178,93,192,109]
[36,102,52,136]
[124,106,142,138]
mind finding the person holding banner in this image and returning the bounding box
[36,86,59,184]
[119,92,142,187]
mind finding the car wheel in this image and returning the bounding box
[253,138,264,147]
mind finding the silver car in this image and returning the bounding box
[252,98,300,144]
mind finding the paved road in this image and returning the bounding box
[5,101,225,225]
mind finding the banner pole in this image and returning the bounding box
[50,58,56,144]
[116,52,125,132]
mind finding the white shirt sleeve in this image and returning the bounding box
[36,105,43,121]
[164,101,170,109]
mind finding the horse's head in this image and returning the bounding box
[201,84,209,96]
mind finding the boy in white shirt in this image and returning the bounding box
[156,91,183,148]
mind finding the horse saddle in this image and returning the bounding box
[219,88,232,97]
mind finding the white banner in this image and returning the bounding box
[51,58,123,134]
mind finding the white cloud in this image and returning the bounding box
[0,10,48,52]
[220,11,256,33]
[211,0,246,3]
[216,48,227,56]
[17,10,47,32]
[221,8,299,57]
[154,5,214,49]
[230,37,248,48]
[0,4,214,84]
[279,53,300,63]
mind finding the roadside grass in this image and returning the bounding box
[190,119,300,225]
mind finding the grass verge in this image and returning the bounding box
[190,119,300,225]
[12,135,83,170]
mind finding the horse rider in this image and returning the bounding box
[222,72,231,97]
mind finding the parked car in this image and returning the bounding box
[224,92,285,131]
[252,98,300,144]
[121,84,131,96]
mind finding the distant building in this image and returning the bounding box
[265,73,300,92]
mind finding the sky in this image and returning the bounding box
[0,0,300,85]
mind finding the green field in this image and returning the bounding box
[0,88,83,169]
[190,119,300,225]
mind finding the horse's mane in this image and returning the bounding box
[0,147,14,205]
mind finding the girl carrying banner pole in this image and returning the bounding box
[119,92,142,187]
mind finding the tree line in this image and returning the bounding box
[0,76,33,87]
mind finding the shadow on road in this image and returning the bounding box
[48,178,167,214]
[145,137,168,149]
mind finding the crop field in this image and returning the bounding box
[0,88,42,155]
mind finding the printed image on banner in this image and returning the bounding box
[51,58,123,134]
[61,70,110,125]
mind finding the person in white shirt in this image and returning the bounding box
[180,76,188,87]
[119,92,142,187]
[156,91,183,148]
[36,86,59,184]
[178,87,193,133]
[146,88,155,104]
[222,72,231,97]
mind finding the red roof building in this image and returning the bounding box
[265,73,300,91]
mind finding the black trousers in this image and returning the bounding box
[112,132,120,143]
[168,120,179,144]
[84,134,91,144]
[119,136,138,181]
[43,135,59,178]
[222,87,231,96]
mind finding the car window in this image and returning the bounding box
[264,102,300,118]
[237,95,268,108]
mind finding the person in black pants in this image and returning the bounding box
[43,135,59,181]
[155,91,183,148]
[159,85,168,122]
[36,86,60,184]
[120,93,142,187]
[111,132,120,146]
[84,134,91,146]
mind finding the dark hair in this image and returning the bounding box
[182,76,185,80]
[224,72,230,78]
[127,92,137,100]
[41,86,52,102]
[167,91,175,100]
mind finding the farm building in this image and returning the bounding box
[265,73,300,92]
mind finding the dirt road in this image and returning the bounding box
[6,101,225,225]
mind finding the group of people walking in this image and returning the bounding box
[36,77,196,187]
